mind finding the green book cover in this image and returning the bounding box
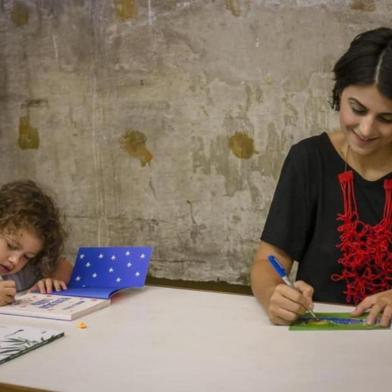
[290,312,388,331]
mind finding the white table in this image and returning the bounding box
[0,286,391,392]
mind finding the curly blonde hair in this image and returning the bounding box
[0,180,66,276]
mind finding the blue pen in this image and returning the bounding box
[267,255,318,320]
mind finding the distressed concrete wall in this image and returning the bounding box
[0,0,390,285]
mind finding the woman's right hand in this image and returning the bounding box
[267,280,314,325]
[0,280,16,306]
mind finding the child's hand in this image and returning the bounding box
[29,278,67,294]
[0,280,16,306]
[351,289,392,327]
[267,280,314,325]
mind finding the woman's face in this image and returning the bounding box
[0,229,43,275]
[339,84,392,156]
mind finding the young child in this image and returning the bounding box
[251,27,392,327]
[0,180,73,306]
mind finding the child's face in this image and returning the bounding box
[0,229,43,275]
[339,84,392,156]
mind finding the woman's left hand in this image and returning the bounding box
[351,289,392,327]
[29,278,67,294]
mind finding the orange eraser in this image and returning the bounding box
[77,321,88,329]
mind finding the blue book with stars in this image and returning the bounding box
[55,246,153,299]
[0,246,153,321]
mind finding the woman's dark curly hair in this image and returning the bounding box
[332,27,392,110]
[0,180,65,276]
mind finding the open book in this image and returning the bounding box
[0,246,152,321]
[0,293,110,321]
[0,324,64,364]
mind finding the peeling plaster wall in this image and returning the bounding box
[0,0,390,285]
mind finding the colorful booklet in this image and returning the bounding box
[0,293,110,321]
[290,312,388,331]
[0,246,152,321]
[0,324,64,364]
[54,246,152,299]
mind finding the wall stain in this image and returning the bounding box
[350,0,376,11]
[192,127,289,202]
[114,0,138,20]
[120,129,153,167]
[282,96,299,128]
[26,99,49,108]
[254,86,264,104]
[258,122,288,180]
[225,0,241,17]
[11,1,29,27]
[228,132,255,159]
[186,200,207,244]
[18,115,39,150]
[241,84,252,115]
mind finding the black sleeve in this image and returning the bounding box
[261,142,316,261]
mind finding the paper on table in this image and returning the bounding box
[290,312,389,331]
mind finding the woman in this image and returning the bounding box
[251,27,392,326]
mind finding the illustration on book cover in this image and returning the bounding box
[0,325,64,364]
[290,312,388,330]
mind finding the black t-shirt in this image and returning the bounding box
[261,132,392,304]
